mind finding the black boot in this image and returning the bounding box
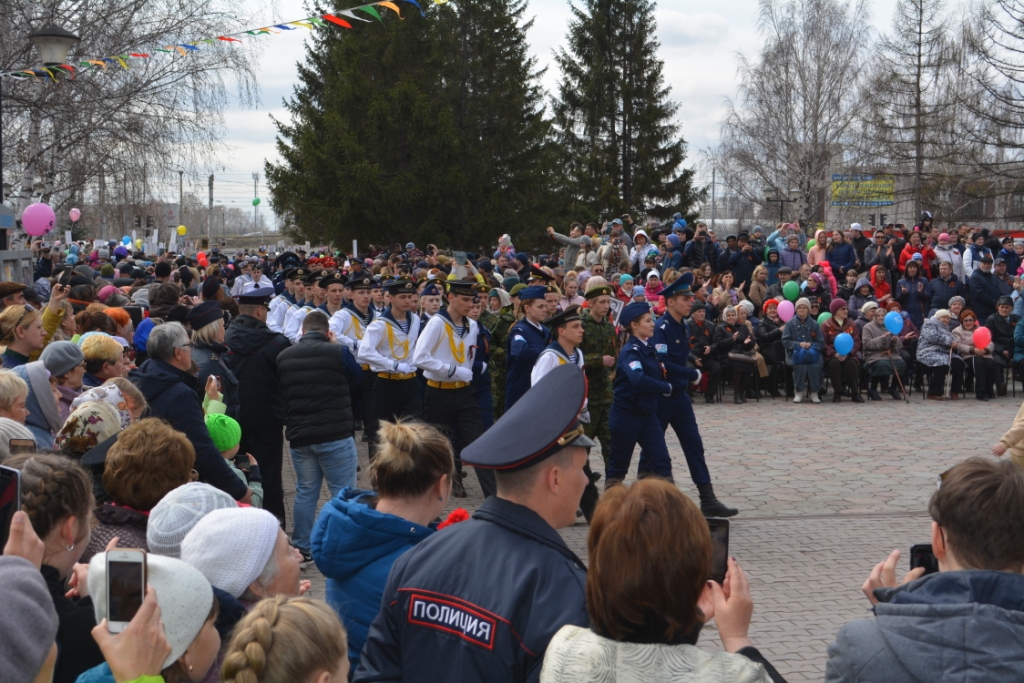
[733,373,744,404]
[889,383,903,400]
[451,472,467,498]
[698,483,738,517]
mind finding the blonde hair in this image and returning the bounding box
[371,420,455,498]
[221,596,347,683]
[81,334,123,369]
[0,305,41,345]
[191,318,224,346]
[0,370,28,410]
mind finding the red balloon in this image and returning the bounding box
[198,258,209,267]
[973,326,992,349]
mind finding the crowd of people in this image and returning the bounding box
[0,216,1022,683]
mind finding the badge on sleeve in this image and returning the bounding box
[629,360,642,371]
[655,343,667,354]
[406,592,497,649]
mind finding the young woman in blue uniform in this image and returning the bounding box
[504,286,550,410]
[606,301,675,486]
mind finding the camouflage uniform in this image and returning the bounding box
[481,307,516,418]
[580,310,617,464]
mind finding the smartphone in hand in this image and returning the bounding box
[707,518,730,584]
[0,466,21,550]
[909,544,939,575]
[106,549,147,633]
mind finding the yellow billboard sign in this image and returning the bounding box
[831,174,895,207]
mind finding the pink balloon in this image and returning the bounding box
[69,207,81,223]
[973,326,992,349]
[777,300,795,322]
[22,203,56,237]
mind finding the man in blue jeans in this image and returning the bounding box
[276,310,362,566]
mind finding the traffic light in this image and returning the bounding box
[133,215,141,228]
[879,213,888,226]
[146,215,153,229]
[868,214,876,227]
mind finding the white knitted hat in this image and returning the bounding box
[147,483,238,558]
[88,553,213,670]
[180,507,280,598]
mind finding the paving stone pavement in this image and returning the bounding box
[282,393,1021,682]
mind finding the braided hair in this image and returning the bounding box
[221,595,347,683]
[5,453,93,540]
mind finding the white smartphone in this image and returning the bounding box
[106,549,147,633]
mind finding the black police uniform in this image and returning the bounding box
[353,364,593,683]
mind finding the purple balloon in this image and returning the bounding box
[777,300,795,322]
[22,203,56,237]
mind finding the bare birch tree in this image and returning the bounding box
[708,0,869,227]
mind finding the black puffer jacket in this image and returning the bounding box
[224,314,290,428]
[277,331,362,448]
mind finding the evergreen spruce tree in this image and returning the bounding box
[267,0,557,248]
[553,0,701,219]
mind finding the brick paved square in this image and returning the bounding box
[284,395,1021,680]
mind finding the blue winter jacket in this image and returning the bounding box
[612,335,672,415]
[825,571,1024,683]
[826,243,857,275]
[311,488,435,668]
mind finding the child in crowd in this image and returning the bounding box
[205,412,264,509]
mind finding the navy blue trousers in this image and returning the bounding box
[607,405,673,482]
[656,394,711,485]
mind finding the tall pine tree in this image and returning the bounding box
[266,0,557,248]
[553,0,701,219]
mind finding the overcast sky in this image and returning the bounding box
[187,0,901,214]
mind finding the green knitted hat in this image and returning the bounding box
[205,413,241,453]
[100,263,116,277]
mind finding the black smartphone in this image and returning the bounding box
[125,306,144,328]
[707,518,730,584]
[59,268,74,288]
[909,543,939,575]
[0,466,20,550]
[234,455,249,471]
[8,439,35,456]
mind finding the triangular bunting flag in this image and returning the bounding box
[87,60,107,71]
[178,44,200,51]
[130,52,150,57]
[339,10,372,21]
[357,5,384,22]
[323,14,354,28]
[113,56,129,69]
[400,0,426,16]
[216,37,241,43]
[289,21,314,29]
[377,1,404,18]
[273,24,296,30]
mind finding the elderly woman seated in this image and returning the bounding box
[782,298,824,403]
[714,305,758,403]
[861,304,908,400]
[540,479,783,683]
[954,309,997,401]
[916,309,963,400]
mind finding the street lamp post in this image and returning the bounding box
[763,188,800,223]
[1,25,80,205]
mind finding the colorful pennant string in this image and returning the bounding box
[0,0,428,80]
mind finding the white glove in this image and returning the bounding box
[397,363,416,375]
[579,409,591,424]
[452,367,473,383]
[692,369,702,385]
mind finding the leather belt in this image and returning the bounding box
[378,372,417,380]
[427,380,470,389]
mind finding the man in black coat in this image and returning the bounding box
[224,287,290,521]
[276,310,362,563]
[968,256,1002,323]
[130,322,249,502]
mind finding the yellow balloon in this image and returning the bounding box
[135,239,143,248]
[177,225,187,235]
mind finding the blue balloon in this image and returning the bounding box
[122,235,131,245]
[884,311,904,335]
[834,332,854,356]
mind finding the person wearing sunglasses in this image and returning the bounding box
[0,304,45,368]
[826,457,1024,683]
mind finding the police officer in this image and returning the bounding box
[411,280,494,499]
[653,273,738,517]
[358,277,422,455]
[504,286,550,410]
[606,300,674,486]
[354,364,591,683]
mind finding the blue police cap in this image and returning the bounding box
[661,272,695,298]
[234,286,275,305]
[619,301,652,328]
[462,364,594,471]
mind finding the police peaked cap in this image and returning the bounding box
[462,364,594,471]
[661,272,695,298]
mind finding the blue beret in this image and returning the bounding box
[518,285,547,301]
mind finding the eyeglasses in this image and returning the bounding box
[962,317,975,322]
[177,342,195,349]
[15,303,33,328]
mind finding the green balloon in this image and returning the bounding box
[783,280,800,301]
[806,239,816,251]
[252,197,261,206]
[817,311,832,325]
